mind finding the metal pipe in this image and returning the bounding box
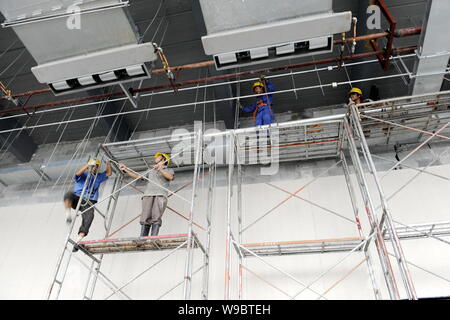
[341,152,382,299]
[6,26,421,100]
[3,73,406,134]
[224,132,235,300]
[232,239,328,300]
[158,266,205,300]
[201,164,215,300]
[72,254,132,300]
[237,160,243,300]
[104,240,188,300]
[318,258,367,299]
[343,118,401,299]
[0,46,417,116]
[242,160,342,232]
[0,54,417,122]
[182,129,203,300]
[85,173,124,300]
[360,114,450,142]
[381,122,450,177]
[47,169,94,299]
[243,265,294,299]
[290,231,377,300]
[349,105,418,299]
[377,0,398,71]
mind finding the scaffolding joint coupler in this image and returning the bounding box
[0,81,20,106]
[152,42,178,93]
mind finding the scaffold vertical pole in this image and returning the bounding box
[224,132,236,300]
[340,150,382,300]
[348,105,418,300]
[343,117,401,299]
[237,150,244,300]
[201,163,215,300]
[82,168,124,300]
[183,129,203,300]
[47,170,94,300]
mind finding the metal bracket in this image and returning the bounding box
[119,83,138,109]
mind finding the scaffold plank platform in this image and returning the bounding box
[78,233,201,255]
[241,221,450,257]
[241,237,364,257]
[387,221,450,240]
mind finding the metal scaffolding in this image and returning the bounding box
[224,90,450,300]
[47,129,215,300]
[47,90,450,300]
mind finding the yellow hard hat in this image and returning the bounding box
[252,81,265,90]
[154,152,170,166]
[349,87,363,96]
[88,158,101,166]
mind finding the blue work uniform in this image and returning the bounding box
[242,80,275,126]
[73,171,109,201]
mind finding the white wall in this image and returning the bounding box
[0,162,449,300]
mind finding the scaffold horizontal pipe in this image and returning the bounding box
[0,47,417,117]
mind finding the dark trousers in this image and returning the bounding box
[65,192,96,236]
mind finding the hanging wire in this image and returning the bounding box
[50,96,110,194]
[0,114,35,162]
[139,0,165,43]
[0,55,417,123]
[31,107,76,196]
[0,39,18,61]
[203,68,208,132]
[5,57,32,88]
[0,49,26,78]
[193,69,202,114]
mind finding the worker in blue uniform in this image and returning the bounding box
[63,158,112,251]
[240,76,275,126]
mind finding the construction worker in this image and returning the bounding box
[118,152,174,237]
[240,76,275,126]
[63,159,112,251]
[347,87,364,107]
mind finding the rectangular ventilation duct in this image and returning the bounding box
[199,0,352,70]
[0,0,157,95]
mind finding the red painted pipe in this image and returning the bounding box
[7,27,421,100]
[0,46,417,116]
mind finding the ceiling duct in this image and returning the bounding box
[199,0,352,70]
[410,0,450,95]
[0,0,156,95]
